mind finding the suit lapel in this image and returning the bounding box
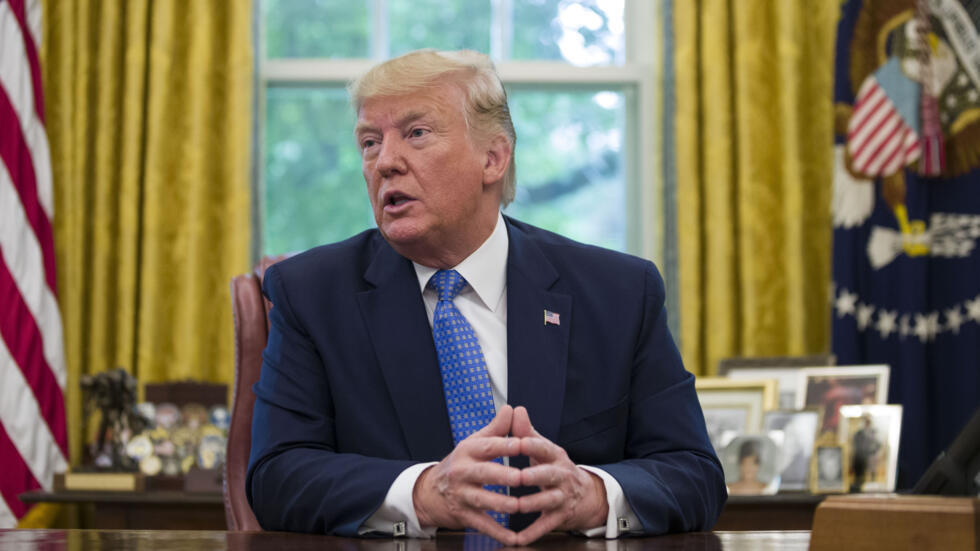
[356,239,453,461]
[504,219,571,444]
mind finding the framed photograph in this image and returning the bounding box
[796,365,890,434]
[762,409,821,492]
[696,378,778,453]
[721,433,783,495]
[719,355,835,410]
[838,404,903,492]
[811,441,848,494]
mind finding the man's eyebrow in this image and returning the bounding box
[354,110,430,137]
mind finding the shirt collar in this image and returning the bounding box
[413,211,508,312]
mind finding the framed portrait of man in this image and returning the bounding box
[796,365,890,434]
[838,404,903,493]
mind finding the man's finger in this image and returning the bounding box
[459,510,519,546]
[510,405,538,438]
[460,486,520,515]
[516,487,564,513]
[476,404,514,438]
[519,464,566,488]
[459,458,522,487]
[460,435,521,461]
[516,511,565,546]
[519,435,560,464]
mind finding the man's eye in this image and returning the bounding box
[361,138,378,149]
[409,128,428,138]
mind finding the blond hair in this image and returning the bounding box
[348,50,517,205]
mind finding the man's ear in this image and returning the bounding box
[482,134,512,186]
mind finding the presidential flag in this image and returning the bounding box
[833,0,980,488]
[0,0,69,527]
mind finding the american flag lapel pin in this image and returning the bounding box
[544,309,560,326]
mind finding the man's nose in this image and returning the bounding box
[376,137,407,177]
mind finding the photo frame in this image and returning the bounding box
[696,378,778,453]
[762,409,821,492]
[796,365,890,434]
[719,355,835,410]
[811,440,848,494]
[838,404,903,493]
[720,432,783,495]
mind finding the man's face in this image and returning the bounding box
[356,82,500,266]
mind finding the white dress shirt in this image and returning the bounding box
[360,212,640,538]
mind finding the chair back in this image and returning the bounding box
[224,255,287,531]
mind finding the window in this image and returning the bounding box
[258,0,659,259]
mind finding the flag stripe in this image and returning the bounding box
[863,124,905,175]
[0,335,66,494]
[0,0,65,526]
[0,90,57,294]
[24,0,42,50]
[848,98,892,155]
[5,0,45,123]
[0,490,15,529]
[853,114,901,170]
[881,129,911,175]
[0,0,54,219]
[0,257,68,457]
[0,162,67,390]
[0,420,40,520]
[847,88,887,139]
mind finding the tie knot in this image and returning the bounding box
[427,269,468,302]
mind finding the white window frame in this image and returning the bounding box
[256,0,661,263]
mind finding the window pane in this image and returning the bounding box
[263,87,372,255]
[262,88,627,255]
[388,0,491,56]
[512,0,625,65]
[505,89,626,250]
[262,0,370,58]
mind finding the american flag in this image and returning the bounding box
[847,57,921,177]
[543,309,560,326]
[0,0,69,528]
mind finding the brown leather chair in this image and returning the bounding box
[224,255,288,531]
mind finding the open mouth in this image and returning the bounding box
[384,191,414,208]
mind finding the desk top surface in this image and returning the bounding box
[0,529,811,550]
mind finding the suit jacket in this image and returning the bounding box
[246,216,726,536]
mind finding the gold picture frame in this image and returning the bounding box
[695,378,778,452]
[811,436,849,494]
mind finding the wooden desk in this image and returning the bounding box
[714,494,824,531]
[0,529,812,550]
[19,490,824,531]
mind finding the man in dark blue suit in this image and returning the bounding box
[247,49,726,546]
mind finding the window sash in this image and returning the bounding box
[255,0,660,262]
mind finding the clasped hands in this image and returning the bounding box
[412,405,608,546]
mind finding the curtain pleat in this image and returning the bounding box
[41,0,252,468]
[674,0,838,375]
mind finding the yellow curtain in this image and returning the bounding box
[674,0,838,375]
[38,0,252,469]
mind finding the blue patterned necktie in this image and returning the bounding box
[428,269,508,526]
